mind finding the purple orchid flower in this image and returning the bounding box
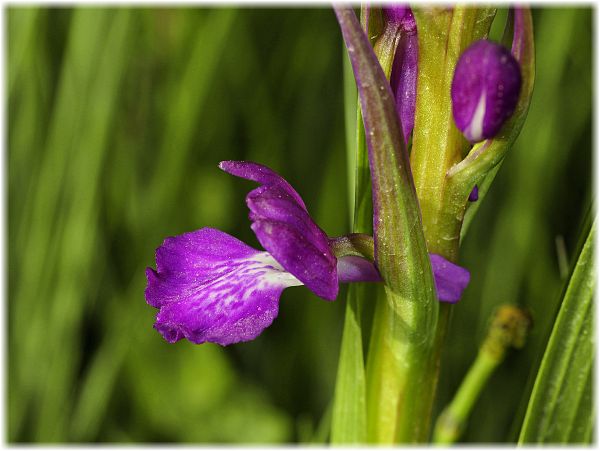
[451,39,522,143]
[146,161,469,346]
[145,161,369,346]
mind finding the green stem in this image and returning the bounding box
[365,289,435,442]
[388,8,498,442]
[433,351,498,444]
[335,7,440,443]
[434,305,531,444]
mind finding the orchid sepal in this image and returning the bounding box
[330,234,471,303]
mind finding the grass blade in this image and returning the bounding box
[331,18,372,443]
[518,221,594,444]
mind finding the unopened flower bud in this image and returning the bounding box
[451,40,522,143]
[381,6,418,145]
[383,6,415,32]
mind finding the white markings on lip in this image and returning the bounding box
[467,91,487,142]
[198,251,303,309]
[250,252,303,287]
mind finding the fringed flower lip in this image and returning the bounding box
[145,161,470,346]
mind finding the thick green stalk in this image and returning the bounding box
[404,7,498,440]
[417,13,534,433]
[335,7,438,443]
[411,7,496,258]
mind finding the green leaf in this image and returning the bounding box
[518,221,595,444]
[334,2,436,360]
[331,284,368,444]
[344,48,358,222]
[11,9,134,441]
[331,14,372,442]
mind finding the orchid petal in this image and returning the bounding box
[468,185,479,202]
[388,8,418,146]
[221,160,338,300]
[145,228,301,345]
[337,255,381,283]
[451,40,522,143]
[219,160,307,210]
[429,254,471,303]
[251,219,338,300]
[383,6,413,29]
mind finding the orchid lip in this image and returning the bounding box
[145,228,302,346]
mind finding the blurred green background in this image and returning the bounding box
[8,7,592,443]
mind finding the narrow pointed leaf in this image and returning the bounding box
[331,28,371,441]
[334,5,436,340]
[331,283,368,444]
[518,221,595,444]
